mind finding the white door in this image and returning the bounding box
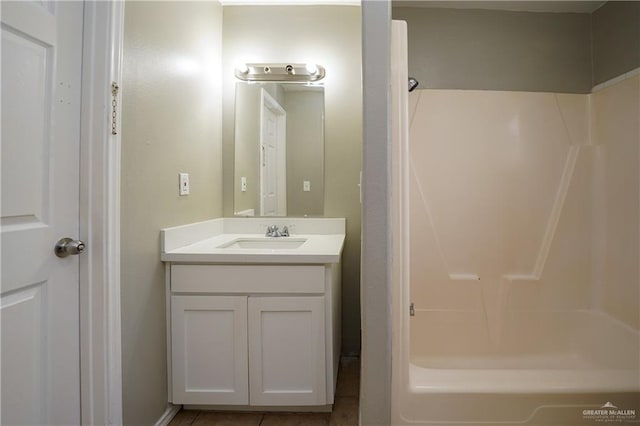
[1,2,83,424]
[248,296,326,406]
[260,89,286,216]
[171,295,249,405]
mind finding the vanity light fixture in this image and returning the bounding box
[234,63,326,82]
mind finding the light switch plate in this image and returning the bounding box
[303,180,311,192]
[241,176,247,192]
[179,173,189,196]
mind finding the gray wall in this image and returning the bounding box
[121,2,223,424]
[361,2,392,425]
[222,6,363,355]
[392,7,593,93]
[285,89,325,216]
[592,1,640,85]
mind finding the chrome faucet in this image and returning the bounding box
[265,225,279,237]
[265,225,289,237]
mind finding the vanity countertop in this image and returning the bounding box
[161,233,344,264]
[160,218,345,264]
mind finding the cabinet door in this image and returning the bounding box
[171,296,248,405]
[248,296,326,406]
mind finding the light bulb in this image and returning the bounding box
[305,63,318,75]
[236,63,249,74]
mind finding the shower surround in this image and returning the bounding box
[392,68,640,424]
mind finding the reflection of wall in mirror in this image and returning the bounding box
[285,89,324,216]
[233,84,261,215]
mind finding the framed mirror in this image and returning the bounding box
[233,82,325,217]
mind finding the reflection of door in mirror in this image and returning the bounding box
[260,89,286,216]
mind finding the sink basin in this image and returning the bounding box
[218,238,307,250]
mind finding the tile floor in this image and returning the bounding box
[169,357,360,426]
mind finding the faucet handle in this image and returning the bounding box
[266,224,280,236]
[281,226,289,237]
[266,225,274,236]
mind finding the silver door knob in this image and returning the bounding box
[54,237,86,258]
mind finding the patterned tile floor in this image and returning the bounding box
[169,357,360,426]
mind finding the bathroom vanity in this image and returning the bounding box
[161,218,345,410]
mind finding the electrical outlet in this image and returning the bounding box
[241,176,247,192]
[179,173,189,196]
[303,180,311,192]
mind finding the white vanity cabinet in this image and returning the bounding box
[166,263,341,409]
[171,295,249,405]
[248,296,326,406]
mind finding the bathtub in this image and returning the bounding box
[392,308,640,425]
[410,309,639,391]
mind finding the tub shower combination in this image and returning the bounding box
[391,21,640,425]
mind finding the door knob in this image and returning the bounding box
[54,237,86,258]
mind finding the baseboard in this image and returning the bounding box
[154,404,181,426]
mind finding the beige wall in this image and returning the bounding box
[121,2,223,424]
[222,6,363,354]
[392,6,592,93]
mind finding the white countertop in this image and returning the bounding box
[160,218,345,264]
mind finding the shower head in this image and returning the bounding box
[408,77,419,92]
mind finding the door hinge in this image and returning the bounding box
[409,302,415,317]
[111,82,119,135]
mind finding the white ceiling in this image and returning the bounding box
[392,1,606,14]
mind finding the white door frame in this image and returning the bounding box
[79,1,124,424]
[259,89,287,216]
